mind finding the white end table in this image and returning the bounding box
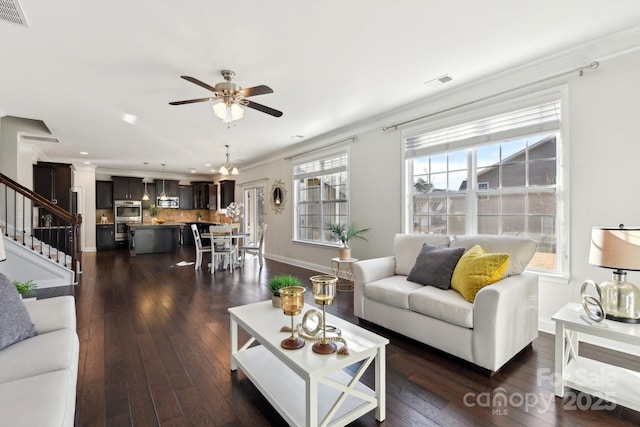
[553,302,640,412]
[331,257,358,292]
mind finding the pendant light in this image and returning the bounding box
[159,163,168,200]
[142,162,150,201]
[220,145,239,175]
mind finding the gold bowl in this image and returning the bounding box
[156,218,166,224]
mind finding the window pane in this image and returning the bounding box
[448,170,467,191]
[501,163,526,187]
[430,173,447,191]
[430,153,447,173]
[448,195,466,216]
[413,177,433,194]
[477,194,500,215]
[448,216,466,235]
[528,192,556,215]
[478,216,498,234]
[502,194,525,214]
[477,167,499,189]
[448,150,467,171]
[529,159,556,186]
[478,145,500,168]
[501,140,526,161]
[529,136,556,160]
[502,215,525,235]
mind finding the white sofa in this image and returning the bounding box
[0,296,78,426]
[353,234,538,373]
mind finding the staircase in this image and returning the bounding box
[1,173,82,287]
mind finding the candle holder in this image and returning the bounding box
[310,275,338,354]
[280,286,306,350]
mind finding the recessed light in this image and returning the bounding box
[83,161,91,165]
[121,113,138,125]
[204,163,211,167]
[290,135,304,140]
[80,151,88,155]
[210,169,216,173]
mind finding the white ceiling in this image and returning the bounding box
[2,1,640,176]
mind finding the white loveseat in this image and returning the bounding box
[353,234,538,373]
[0,296,79,426]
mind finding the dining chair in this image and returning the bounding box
[191,224,212,270]
[209,224,238,273]
[240,223,267,268]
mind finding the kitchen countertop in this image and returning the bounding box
[130,222,185,228]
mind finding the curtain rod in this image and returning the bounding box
[382,61,600,132]
[284,135,357,160]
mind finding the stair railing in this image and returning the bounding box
[0,172,82,272]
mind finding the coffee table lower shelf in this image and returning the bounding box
[234,345,377,427]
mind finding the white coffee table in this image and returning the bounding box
[229,300,389,427]
[553,302,640,411]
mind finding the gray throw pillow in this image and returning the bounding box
[0,273,37,350]
[407,243,465,289]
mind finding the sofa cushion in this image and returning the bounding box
[0,328,78,384]
[451,245,510,302]
[364,276,423,310]
[24,296,76,334]
[394,234,451,276]
[451,235,536,277]
[0,273,37,351]
[407,244,465,289]
[0,369,76,427]
[408,286,475,329]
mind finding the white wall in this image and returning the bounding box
[73,165,97,251]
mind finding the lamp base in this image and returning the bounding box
[312,342,337,355]
[605,313,640,324]
[281,337,305,350]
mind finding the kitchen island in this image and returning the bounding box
[128,223,182,256]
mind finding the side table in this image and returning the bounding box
[331,257,358,292]
[553,302,640,412]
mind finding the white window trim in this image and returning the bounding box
[401,86,570,277]
[292,147,351,247]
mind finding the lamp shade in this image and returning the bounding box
[589,226,640,271]
[0,235,5,262]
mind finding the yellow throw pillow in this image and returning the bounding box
[451,245,510,303]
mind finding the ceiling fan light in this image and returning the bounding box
[213,102,244,123]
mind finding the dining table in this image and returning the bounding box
[201,231,250,270]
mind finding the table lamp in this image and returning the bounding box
[310,275,338,354]
[280,286,306,349]
[588,225,640,323]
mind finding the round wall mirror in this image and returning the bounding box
[271,179,287,214]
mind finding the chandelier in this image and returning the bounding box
[219,145,239,175]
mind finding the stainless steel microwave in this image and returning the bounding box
[157,196,179,208]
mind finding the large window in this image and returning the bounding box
[294,152,348,245]
[406,100,563,273]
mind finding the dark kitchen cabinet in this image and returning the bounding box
[155,179,179,198]
[142,183,156,210]
[192,181,215,210]
[219,180,235,209]
[33,162,72,210]
[113,177,144,200]
[208,184,217,211]
[96,224,115,250]
[96,181,113,209]
[179,185,194,210]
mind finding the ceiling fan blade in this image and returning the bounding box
[244,100,283,117]
[181,76,218,93]
[238,85,273,98]
[169,97,214,105]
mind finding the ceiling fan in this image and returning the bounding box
[169,70,283,122]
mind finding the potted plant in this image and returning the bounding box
[13,279,37,299]
[326,222,370,260]
[148,204,161,223]
[267,275,302,308]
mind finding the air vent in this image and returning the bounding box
[424,74,453,88]
[0,0,29,27]
[22,135,60,143]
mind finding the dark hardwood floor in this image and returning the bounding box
[57,248,640,426]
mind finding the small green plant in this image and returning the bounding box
[13,280,37,296]
[148,204,161,217]
[326,222,370,248]
[267,275,302,296]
